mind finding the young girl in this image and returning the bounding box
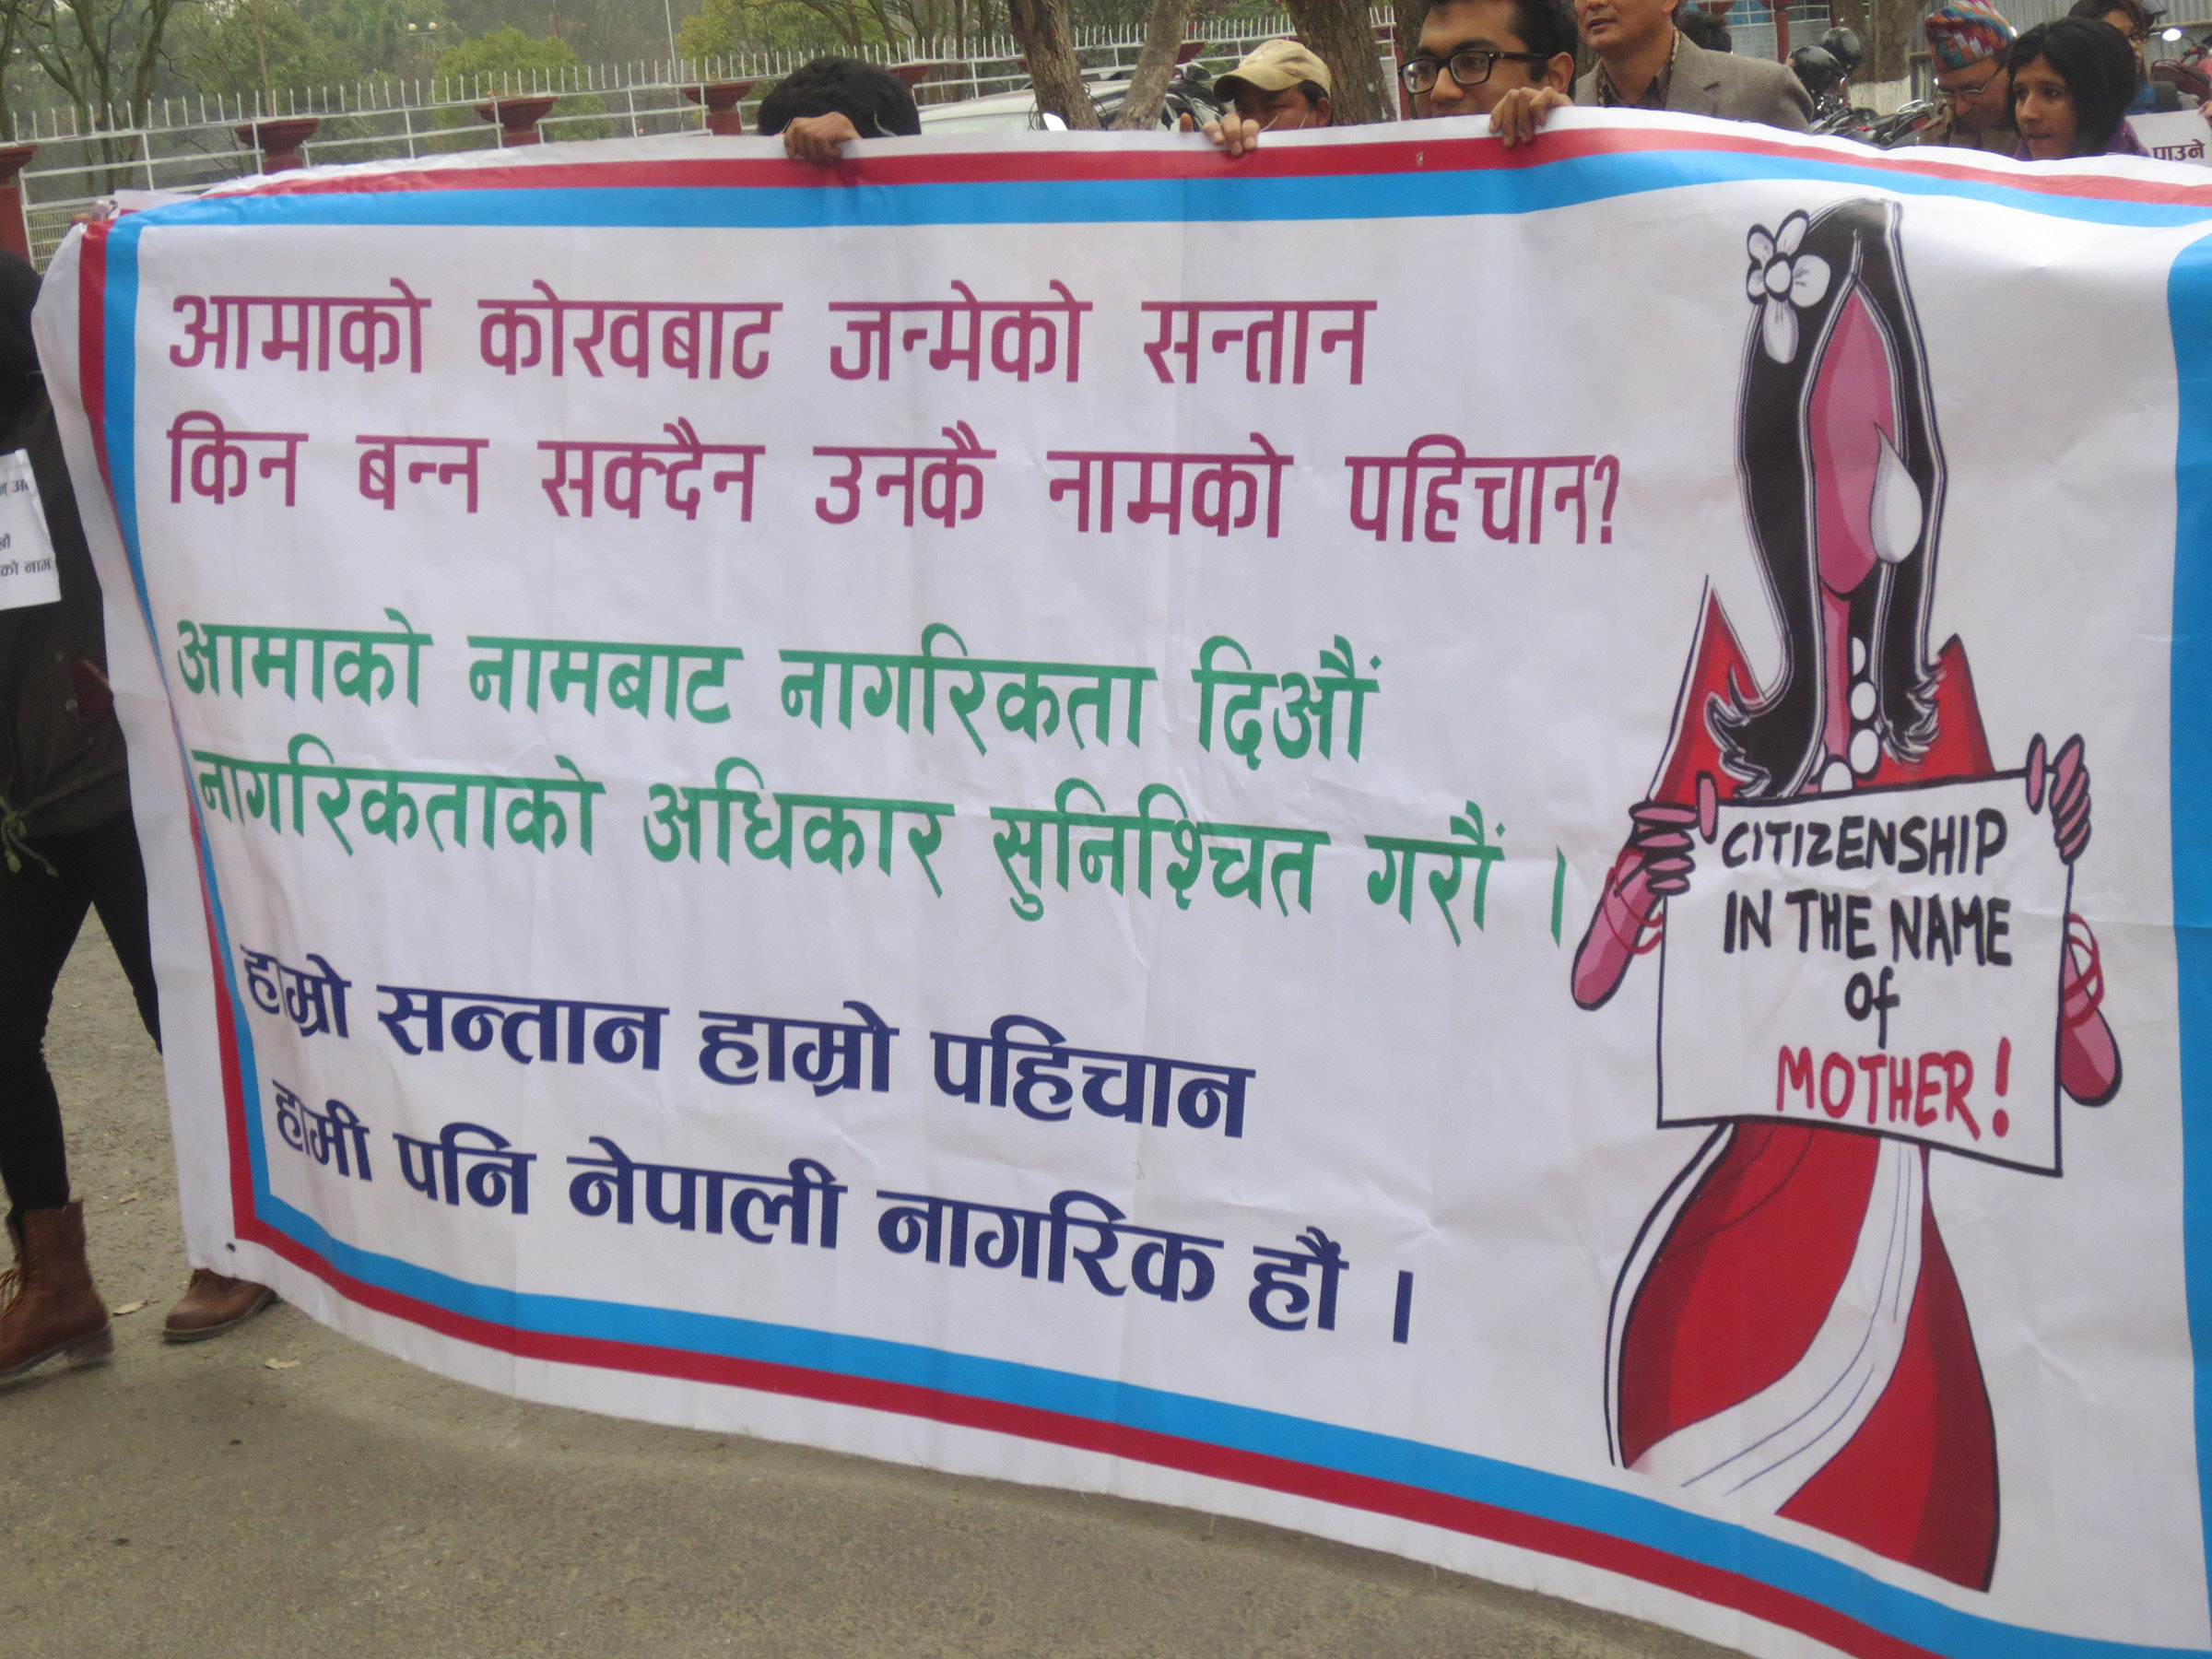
[2009,16,2146,157]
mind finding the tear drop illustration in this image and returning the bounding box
[1869,431,1923,564]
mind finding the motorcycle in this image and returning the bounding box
[1791,28,1887,141]
[1862,98,1942,147]
[1088,56,1225,129]
[1156,58,1225,129]
[1784,27,1946,148]
[2152,21,2212,105]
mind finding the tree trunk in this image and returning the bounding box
[1112,0,1191,128]
[1006,0,1103,129]
[1279,0,1394,123]
[1392,0,1422,118]
[1869,0,1917,82]
[1392,0,1422,62]
[1832,0,1868,53]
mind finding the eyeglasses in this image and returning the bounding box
[1401,47,1553,94]
[1936,65,2005,103]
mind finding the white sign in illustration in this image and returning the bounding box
[1660,776,2069,1172]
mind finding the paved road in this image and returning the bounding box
[6,922,1735,1659]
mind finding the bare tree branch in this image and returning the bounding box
[1279,0,1394,124]
[1110,0,1189,128]
[1868,0,1914,81]
[1392,0,1421,101]
[1005,0,1101,128]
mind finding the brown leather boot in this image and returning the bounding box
[0,1202,113,1384]
[162,1268,275,1343]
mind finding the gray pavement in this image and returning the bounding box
[5,921,1735,1659]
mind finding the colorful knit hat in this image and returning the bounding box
[1923,0,2018,70]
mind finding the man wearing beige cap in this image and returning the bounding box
[1202,39,1334,156]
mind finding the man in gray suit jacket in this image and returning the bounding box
[1574,0,1809,124]
[1489,0,1811,145]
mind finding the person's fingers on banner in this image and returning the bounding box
[1488,86,1571,147]
[783,112,863,164]
[1201,114,1265,158]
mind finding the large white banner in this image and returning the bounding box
[37,117,2212,1659]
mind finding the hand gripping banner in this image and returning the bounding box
[37,115,2212,1659]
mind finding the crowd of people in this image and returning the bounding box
[756,0,2197,166]
[1915,0,2171,158]
[0,0,2194,1394]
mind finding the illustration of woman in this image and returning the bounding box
[1571,198,2121,1590]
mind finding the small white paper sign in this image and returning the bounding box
[2129,108,2212,164]
[1657,775,2069,1173]
[0,449,58,611]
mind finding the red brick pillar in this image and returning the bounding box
[682,80,755,135]
[888,63,935,90]
[476,95,559,147]
[0,145,35,265]
[233,117,320,173]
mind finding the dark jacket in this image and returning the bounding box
[0,255,126,855]
[1574,32,1815,132]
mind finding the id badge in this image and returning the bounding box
[0,450,56,612]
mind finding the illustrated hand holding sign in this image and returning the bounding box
[1660,760,2072,1172]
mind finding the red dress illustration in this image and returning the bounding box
[1572,201,2120,1591]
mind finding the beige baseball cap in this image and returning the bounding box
[1215,38,1333,100]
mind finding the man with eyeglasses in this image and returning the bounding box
[1907,1,2021,153]
[2067,0,2184,112]
[1199,0,1574,156]
[1404,0,1580,125]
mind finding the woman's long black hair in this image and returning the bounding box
[1711,199,1942,800]
[2012,18,2139,154]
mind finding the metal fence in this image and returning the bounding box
[6,12,1394,266]
[32,0,2187,266]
